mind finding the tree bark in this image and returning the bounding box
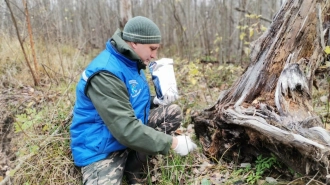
[192,0,330,181]
[118,0,132,30]
[5,0,39,86]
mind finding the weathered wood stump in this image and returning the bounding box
[192,0,330,182]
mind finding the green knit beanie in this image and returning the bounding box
[122,16,161,44]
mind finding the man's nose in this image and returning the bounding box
[151,52,157,59]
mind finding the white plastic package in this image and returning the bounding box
[149,58,179,100]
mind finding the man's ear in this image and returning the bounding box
[131,42,138,49]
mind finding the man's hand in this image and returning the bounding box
[153,93,179,105]
[172,135,197,156]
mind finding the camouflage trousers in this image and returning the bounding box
[81,104,182,185]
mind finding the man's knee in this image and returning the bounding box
[81,150,128,185]
[167,104,182,118]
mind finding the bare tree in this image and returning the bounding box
[23,0,39,85]
[118,0,132,30]
[5,0,39,86]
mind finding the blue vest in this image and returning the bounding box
[70,41,151,167]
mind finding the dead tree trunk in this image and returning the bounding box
[192,0,330,181]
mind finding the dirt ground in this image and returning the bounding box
[0,88,15,182]
[0,86,37,183]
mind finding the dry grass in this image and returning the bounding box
[1,33,329,185]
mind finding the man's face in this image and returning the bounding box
[131,43,160,66]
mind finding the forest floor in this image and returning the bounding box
[0,86,19,181]
[0,62,329,184]
[0,85,58,183]
[0,84,324,185]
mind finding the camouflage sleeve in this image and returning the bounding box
[86,72,172,155]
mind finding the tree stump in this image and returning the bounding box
[192,0,330,181]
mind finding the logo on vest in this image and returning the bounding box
[129,80,141,98]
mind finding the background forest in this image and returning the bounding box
[0,0,283,66]
[1,0,328,184]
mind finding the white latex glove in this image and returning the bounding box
[173,135,197,156]
[153,93,179,106]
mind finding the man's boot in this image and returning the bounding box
[124,151,148,184]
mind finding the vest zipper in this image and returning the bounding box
[140,72,150,124]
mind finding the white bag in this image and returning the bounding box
[149,58,178,100]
